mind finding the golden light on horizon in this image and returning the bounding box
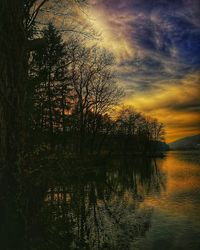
[123,72,200,142]
[86,1,200,142]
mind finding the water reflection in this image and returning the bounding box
[40,157,165,250]
[138,151,200,250]
[3,152,200,250]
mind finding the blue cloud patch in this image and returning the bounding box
[132,13,200,66]
[91,0,200,92]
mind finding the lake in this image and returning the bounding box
[42,151,200,249]
[135,151,200,250]
[2,151,200,250]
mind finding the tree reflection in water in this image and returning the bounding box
[0,157,166,250]
[41,157,166,250]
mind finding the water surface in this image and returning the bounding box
[136,151,200,250]
[3,151,199,250]
[43,151,200,249]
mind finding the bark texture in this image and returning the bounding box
[0,0,27,172]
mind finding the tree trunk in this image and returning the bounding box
[0,0,27,175]
[79,100,84,154]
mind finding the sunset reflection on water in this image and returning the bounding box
[137,151,200,250]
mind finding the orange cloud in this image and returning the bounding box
[124,72,200,142]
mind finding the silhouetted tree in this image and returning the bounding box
[0,0,52,180]
[0,0,87,175]
[30,23,67,142]
[67,43,123,153]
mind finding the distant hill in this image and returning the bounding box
[169,134,200,150]
[156,141,169,151]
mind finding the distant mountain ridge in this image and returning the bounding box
[169,134,200,150]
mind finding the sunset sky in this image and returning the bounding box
[87,0,200,142]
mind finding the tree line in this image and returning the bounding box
[0,0,166,173]
[27,23,165,155]
[0,3,166,248]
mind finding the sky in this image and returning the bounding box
[87,0,200,142]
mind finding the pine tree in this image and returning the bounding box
[29,23,69,142]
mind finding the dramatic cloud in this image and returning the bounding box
[88,0,200,141]
[125,73,200,141]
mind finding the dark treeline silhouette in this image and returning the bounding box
[27,23,165,156]
[0,1,166,173]
[0,0,92,179]
[28,23,123,154]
